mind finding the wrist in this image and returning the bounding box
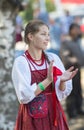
[46,78,52,84]
[38,82,45,91]
[60,76,64,82]
[59,79,66,91]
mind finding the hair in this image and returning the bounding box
[24,19,49,44]
[69,23,80,35]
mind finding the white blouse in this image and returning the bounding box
[12,52,72,104]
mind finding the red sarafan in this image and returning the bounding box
[14,51,68,130]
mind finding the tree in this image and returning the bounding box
[0,0,22,129]
[46,0,56,12]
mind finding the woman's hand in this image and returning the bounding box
[47,60,54,83]
[60,66,78,82]
[35,60,54,95]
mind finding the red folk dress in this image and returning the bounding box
[14,51,69,130]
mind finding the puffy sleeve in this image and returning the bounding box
[12,56,37,104]
[55,77,72,101]
[47,52,72,101]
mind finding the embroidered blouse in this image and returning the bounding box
[12,52,72,104]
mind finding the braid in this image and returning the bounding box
[43,51,54,89]
[43,51,50,64]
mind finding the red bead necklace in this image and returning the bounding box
[25,50,45,66]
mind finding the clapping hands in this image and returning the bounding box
[60,66,78,82]
[47,60,78,83]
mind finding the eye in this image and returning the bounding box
[41,33,46,35]
[41,33,50,36]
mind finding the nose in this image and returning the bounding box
[46,35,50,42]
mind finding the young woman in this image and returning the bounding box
[12,20,78,130]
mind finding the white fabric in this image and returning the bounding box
[47,52,72,101]
[12,52,72,104]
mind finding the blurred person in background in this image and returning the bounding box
[60,23,84,119]
[14,2,27,58]
[37,11,49,25]
[47,17,62,56]
[15,5,24,43]
[60,10,73,41]
[15,1,27,42]
[14,30,27,58]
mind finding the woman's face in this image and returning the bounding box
[29,25,50,50]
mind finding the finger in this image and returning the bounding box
[70,68,78,78]
[48,60,54,73]
[67,66,74,72]
[49,60,54,69]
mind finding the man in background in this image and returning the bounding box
[60,23,84,119]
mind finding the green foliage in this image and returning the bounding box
[46,0,56,12]
[24,1,33,22]
[20,0,33,24]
